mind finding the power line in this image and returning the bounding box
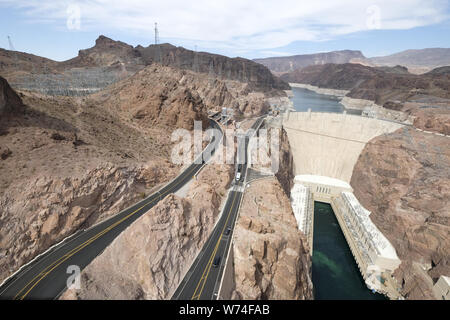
[283,125,450,157]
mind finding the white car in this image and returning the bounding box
[235,172,241,181]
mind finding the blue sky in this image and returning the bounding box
[0,0,449,61]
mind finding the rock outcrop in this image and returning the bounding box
[275,128,295,197]
[60,164,233,299]
[93,65,210,131]
[350,128,450,299]
[0,75,23,115]
[137,43,289,92]
[231,178,313,300]
[59,35,143,70]
[410,106,450,136]
[0,73,212,283]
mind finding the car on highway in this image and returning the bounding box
[212,256,221,268]
[236,164,243,181]
[224,227,232,236]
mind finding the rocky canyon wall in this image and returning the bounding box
[229,124,313,300]
[230,178,313,300]
[351,128,449,299]
[61,164,233,299]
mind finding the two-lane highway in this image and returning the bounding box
[0,120,223,300]
[172,116,264,300]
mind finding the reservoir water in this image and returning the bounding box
[291,87,362,115]
[312,202,385,300]
[290,87,384,299]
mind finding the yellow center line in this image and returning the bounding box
[191,190,238,300]
[15,162,201,300]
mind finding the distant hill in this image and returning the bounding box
[253,50,366,74]
[348,48,450,74]
[367,48,450,73]
[255,48,450,75]
[281,63,450,105]
[280,63,379,91]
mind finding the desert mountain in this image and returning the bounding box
[367,48,450,74]
[254,50,365,74]
[281,63,450,105]
[0,36,288,96]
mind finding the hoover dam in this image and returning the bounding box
[284,88,405,299]
[283,111,404,182]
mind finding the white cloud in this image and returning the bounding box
[1,0,449,52]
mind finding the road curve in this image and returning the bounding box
[0,120,223,300]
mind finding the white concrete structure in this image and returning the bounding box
[433,276,450,300]
[290,174,401,298]
[283,112,404,183]
[294,174,353,202]
[285,111,405,298]
[290,183,314,252]
[333,192,401,289]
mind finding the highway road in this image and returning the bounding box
[0,120,222,300]
[172,117,264,300]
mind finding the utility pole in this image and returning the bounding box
[193,45,199,73]
[7,36,19,72]
[154,22,161,63]
[154,22,159,45]
[7,36,15,51]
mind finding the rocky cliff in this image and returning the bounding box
[0,76,23,116]
[229,123,312,300]
[60,164,233,299]
[350,128,449,299]
[137,43,289,92]
[231,178,313,300]
[275,128,294,197]
[1,36,288,96]
[0,71,210,283]
[92,65,210,131]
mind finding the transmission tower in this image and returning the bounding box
[193,45,199,73]
[7,35,19,73]
[154,22,159,45]
[208,60,216,85]
[154,22,162,63]
[7,36,15,51]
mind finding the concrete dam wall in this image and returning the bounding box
[283,112,404,183]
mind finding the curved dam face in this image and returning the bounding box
[284,110,404,299]
[283,112,404,183]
